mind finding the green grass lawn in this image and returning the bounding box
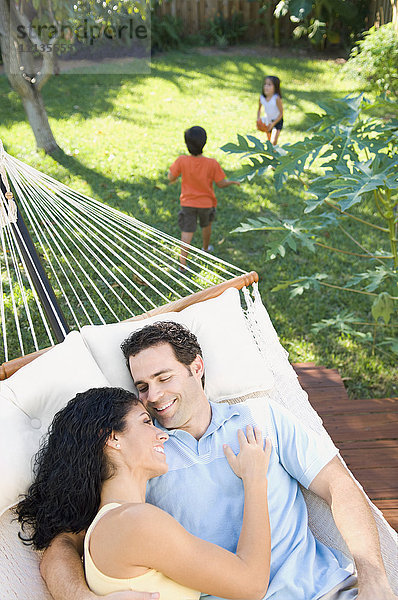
[0,48,396,398]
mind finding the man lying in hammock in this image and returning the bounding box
[40,322,396,600]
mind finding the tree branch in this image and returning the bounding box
[315,241,392,260]
[337,224,387,266]
[317,280,398,300]
[324,199,388,232]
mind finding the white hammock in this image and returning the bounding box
[0,140,243,362]
[0,144,396,600]
[0,283,397,599]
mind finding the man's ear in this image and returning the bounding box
[190,354,205,380]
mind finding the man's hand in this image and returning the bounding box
[103,592,160,600]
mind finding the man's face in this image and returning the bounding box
[129,343,206,432]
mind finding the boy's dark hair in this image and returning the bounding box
[121,321,205,387]
[184,126,207,156]
[263,75,282,99]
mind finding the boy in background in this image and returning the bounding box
[168,126,240,270]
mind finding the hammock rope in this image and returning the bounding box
[0,141,244,362]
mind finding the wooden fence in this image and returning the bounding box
[156,0,263,34]
[369,0,398,29]
[156,0,398,37]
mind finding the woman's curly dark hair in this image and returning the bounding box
[16,387,139,551]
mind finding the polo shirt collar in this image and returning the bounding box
[155,401,239,441]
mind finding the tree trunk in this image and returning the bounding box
[21,88,59,153]
[0,0,59,154]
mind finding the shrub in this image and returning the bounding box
[273,0,368,50]
[204,12,247,48]
[151,13,184,52]
[344,24,398,97]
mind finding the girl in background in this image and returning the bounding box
[257,76,284,145]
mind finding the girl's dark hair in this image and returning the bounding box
[184,125,207,155]
[16,387,139,550]
[262,76,282,98]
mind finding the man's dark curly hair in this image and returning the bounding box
[16,387,139,551]
[121,321,205,387]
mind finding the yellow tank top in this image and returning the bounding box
[84,503,200,600]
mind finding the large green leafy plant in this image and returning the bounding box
[222,95,398,354]
[343,24,398,98]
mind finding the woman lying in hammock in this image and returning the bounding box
[16,387,271,600]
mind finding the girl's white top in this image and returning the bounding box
[260,93,281,125]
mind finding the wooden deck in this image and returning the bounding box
[293,363,398,532]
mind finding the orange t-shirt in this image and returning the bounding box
[169,155,226,208]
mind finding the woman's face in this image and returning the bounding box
[115,403,169,478]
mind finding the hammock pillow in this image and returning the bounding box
[81,287,275,402]
[0,331,110,516]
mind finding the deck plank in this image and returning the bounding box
[293,363,398,532]
[339,445,398,469]
[310,397,398,415]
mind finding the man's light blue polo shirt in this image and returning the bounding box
[146,399,353,600]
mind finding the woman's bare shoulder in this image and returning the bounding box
[99,502,174,535]
[90,502,175,564]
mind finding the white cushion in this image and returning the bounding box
[180,289,274,401]
[0,331,110,516]
[81,288,274,402]
[81,312,186,392]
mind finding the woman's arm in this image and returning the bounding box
[92,427,271,600]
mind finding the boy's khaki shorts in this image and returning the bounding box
[178,207,216,232]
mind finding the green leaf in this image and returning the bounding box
[231,214,327,258]
[311,310,359,335]
[287,273,328,297]
[271,279,300,292]
[273,135,327,190]
[377,337,398,355]
[345,267,397,293]
[306,156,398,212]
[308,94,364,132]
[221,135,279,180]
[371,292,395,324]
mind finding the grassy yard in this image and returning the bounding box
[0,48,396,398]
